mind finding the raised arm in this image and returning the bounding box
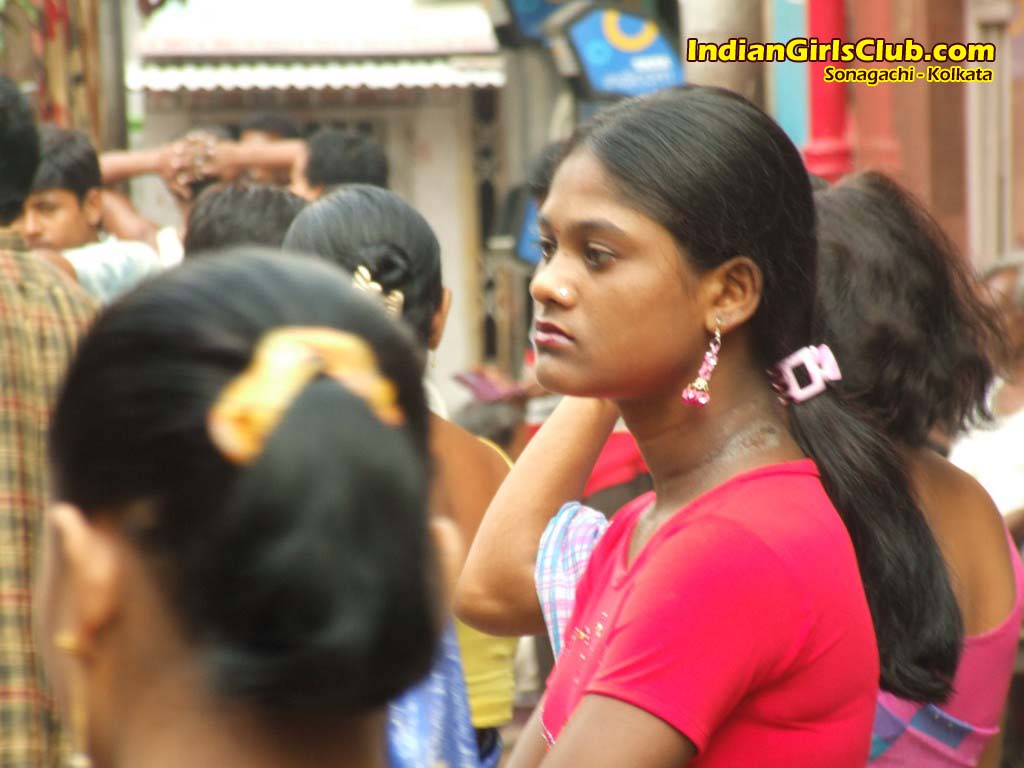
[453,397,618,635]
[207,139,304,175]
[101,190,160,248]
[100,146,171,184]
[101,137,303,197]
[100,140,200,200]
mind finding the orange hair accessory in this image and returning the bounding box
[208,327,404,465]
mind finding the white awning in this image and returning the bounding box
[139,0,500,59]
[127,57,505,92]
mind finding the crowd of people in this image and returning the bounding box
[1,71,1023,768]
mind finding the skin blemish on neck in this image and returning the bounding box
[705,419,784,464]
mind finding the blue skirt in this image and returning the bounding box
[387,623,502,768]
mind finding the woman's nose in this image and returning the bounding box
[530,260,576,307]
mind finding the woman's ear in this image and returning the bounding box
[428,288,453,351]
[50,503,125,654]
[700,256,763,334]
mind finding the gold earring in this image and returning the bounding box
[54,632,92,768]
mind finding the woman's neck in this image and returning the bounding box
[108,672,388,768]
[618,364,804,518]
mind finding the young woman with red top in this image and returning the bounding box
[461,86,962,767]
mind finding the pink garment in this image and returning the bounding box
[870,530,1024,765]
[541,461,879,767]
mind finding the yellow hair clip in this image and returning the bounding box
[353,265,405,318]
[208,327,404,465]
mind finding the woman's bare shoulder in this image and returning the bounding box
[911,447,1004,529]
[910,447,1016,636]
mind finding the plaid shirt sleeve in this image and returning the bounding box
[0,250,95,768]
[535,502,609,659]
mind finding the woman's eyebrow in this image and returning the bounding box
[537,214,628,239]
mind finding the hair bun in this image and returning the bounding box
[358,242,412,294]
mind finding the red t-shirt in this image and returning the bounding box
[541,460,878,767]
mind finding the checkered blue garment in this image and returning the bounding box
[869,691,994,765]
[535,502,609,657]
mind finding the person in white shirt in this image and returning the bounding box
[14,126,163,302]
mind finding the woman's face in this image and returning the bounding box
[530,149,709,400]
[33,502,161,768]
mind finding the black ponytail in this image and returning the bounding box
[788,392,961,700]
[50,249,438,716]
[564,85,961,701]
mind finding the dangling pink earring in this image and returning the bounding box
[682,321,722,407]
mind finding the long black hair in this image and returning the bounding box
[561,85,961,702]
[815,172,1003,446]
[283,185,443,348]
[49,249,438,718]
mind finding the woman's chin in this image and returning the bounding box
[535,361,601,398]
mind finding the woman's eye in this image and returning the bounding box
[539,238,556,262]
[583,246,615,268]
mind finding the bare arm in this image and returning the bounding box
[100,142,197,199]
[101,190,159,248]
[453,397,618,635]
[100,136,302,195]
[505,706,550,768]
[430,516,465,605]
[100,147,168,184]
[208,139,304,174]
[977,725,1003,768]
[508,695,695,768]
[428,415,510,556]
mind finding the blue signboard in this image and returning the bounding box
[507,0,570,42]
[566,8,683,97]
[515,195,543,265]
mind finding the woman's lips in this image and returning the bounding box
[533,321,574,349]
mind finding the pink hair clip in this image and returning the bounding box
[771,344,842,404]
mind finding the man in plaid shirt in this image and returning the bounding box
[0,76,96,767]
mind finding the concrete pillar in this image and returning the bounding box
[678,0,765,106]
[499,47,567,188]
[966,0,1015,267]
[411,92,482,411]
